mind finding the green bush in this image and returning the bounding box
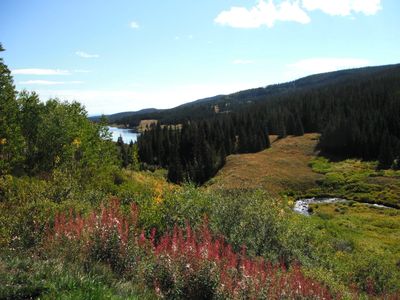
[210,189,318,264]
[349,253,400,295]
[323,172,345,188]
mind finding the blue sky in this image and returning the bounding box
[1,0,399,115]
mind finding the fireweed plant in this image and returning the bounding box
[47,199,333,299]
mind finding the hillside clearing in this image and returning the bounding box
[208,134,323,195]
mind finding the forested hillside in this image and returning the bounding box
[135,64,400,184]
[109,64,400,126]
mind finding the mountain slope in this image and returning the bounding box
[89,108,160,123]
[108,63,400,126]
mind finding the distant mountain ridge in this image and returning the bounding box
[91,63,400,126]
[89,108,160,123]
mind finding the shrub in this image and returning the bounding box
[349,253,400,295]
[210,189,317,264]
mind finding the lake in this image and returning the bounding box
[108,126,138,144]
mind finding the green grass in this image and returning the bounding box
[306,157,400,207]
[308,201,400,294]
[311,202,400,257]
[0,253,155,300]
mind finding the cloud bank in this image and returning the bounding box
[215,0,310,28]
[215,0,382,28]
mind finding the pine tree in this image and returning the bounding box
[378,132,394,169]
[167,142,184,183]
[293,113,304,136]
[129,142,140,171]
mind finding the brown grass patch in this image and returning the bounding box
[208,134,323,195]
[137,119,158,132]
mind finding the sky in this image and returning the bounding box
[1,0,399,115]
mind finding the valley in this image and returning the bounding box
[1,44,400,298]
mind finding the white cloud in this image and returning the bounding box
[12,68,70,75]
[19,80,83,85]
[284,57,370,80]
[130,21,140,29]
[233,59,255,65]
[302,0,382,16]
[76,51,100,58]
[215,0,382,29]
[215,0,310,28]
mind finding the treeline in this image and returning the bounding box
[137,116,270,184]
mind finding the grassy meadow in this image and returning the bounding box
[208,134,323,195]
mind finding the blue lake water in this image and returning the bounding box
[108,126,138,144]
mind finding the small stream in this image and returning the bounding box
[293,197,394,216]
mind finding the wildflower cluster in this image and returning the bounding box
[49,199,333,299]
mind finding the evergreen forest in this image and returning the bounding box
[132,64,400,184]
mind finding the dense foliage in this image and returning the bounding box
[137,116,270,184]
[0,45,118,181]
[0,44,25,174]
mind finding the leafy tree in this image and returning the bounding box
[0,44,25,174]
[17,90,44,173]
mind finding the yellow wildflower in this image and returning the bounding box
[0,138,7,145]
[154,182,163,204]
[72,138,81,147]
